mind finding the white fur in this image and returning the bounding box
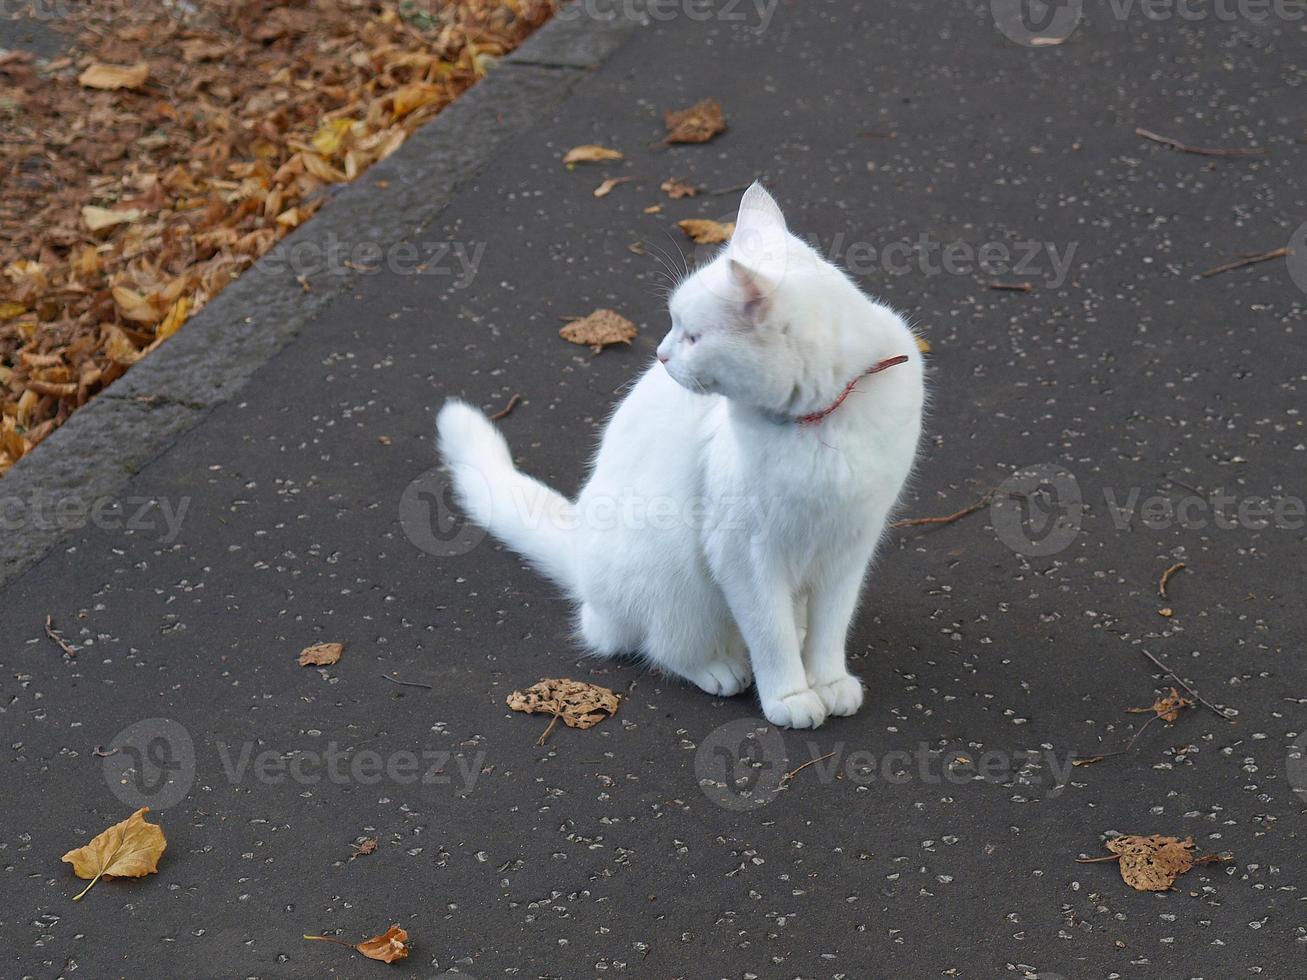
[437,183,924,728]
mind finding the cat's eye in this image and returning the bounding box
[682,332,698,346]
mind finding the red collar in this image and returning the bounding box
[796,355,910,426]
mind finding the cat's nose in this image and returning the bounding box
[657,353,669,364]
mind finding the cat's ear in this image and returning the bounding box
[728,258,778,315]
[734,181,787,238]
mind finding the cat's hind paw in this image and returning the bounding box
[762,689,828,729]
[812,674,864,717]
[689,658,753,698]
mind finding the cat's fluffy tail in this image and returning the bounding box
[436,399,578,592]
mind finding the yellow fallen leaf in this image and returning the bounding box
[391,83,444,120]
[0,301,27,321]
[594,176,634,198]
[156,296,190,340]
[82,206,142,232]
[78,61,150,90]
[563,144,624,165]
[559,309,638,354]
[302,153,349,183]
[111,285,161,325]
[915,335,932,355]
[677,218,734,244]
[298,642,344,666]
[312,118,356,157]
[62,807,167,901]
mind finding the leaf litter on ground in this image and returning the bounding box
[0,0,559,476]
[507,678,621,744]
[304,924,410,963]
[559,309,638,354]
[664,98,727,144]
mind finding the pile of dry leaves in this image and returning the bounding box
[0,0,556,474]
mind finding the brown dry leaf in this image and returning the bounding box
[349,837,378,860]
[677,218,734,244]
[304,924,410,963]
[78,61,150,90]
[1127,686,1193,724]
[62,807,166,901]
[1092,834,1228,892]
[563,144,624,165]
[298,642,344,666]
[506,678,621,730]
[82,206,142,232]
[559,309,638,354]
[356,925,410,963]
[660,178,699,199]
[915,335,932,355]
[664,98,726,144]
[594,176,635,198]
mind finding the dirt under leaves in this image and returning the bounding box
[0,0,557,475]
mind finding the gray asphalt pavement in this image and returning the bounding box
[3,2,1306,978]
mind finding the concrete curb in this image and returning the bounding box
[0,4,645,590]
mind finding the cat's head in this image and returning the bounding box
[657,182,859,414]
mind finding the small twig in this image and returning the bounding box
[1159,562,1186,599]
[379,673,432,690]
[1163,474,1203,496]
[780,751,836,786]
[1135,127,1267,158]
[489,393,521,421]
[1075,854,1123,864]
[92,746,118,758]
[989,280,1034,293]
[536,711,561,747]
[45,615,77,657]
[1073,713,1163,766]
[1199,247,1289,279]
[891,487,999,529]
[1141,650,1233,721]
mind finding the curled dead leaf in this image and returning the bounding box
[506,678,620,731]
[356,924,410,963]
[664,98,726,144]
[62,807,167,901]
[594,176,635,198]
[563,144,624,165]
[677,218,734,245]
[298,642,343,666]
[304,924,410,964]
[559,309,638,354]
[78,61,150,91]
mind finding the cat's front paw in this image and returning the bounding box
[763,689,828,729]
[812,674,864,717]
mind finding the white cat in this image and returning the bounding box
[436,183,924,728]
